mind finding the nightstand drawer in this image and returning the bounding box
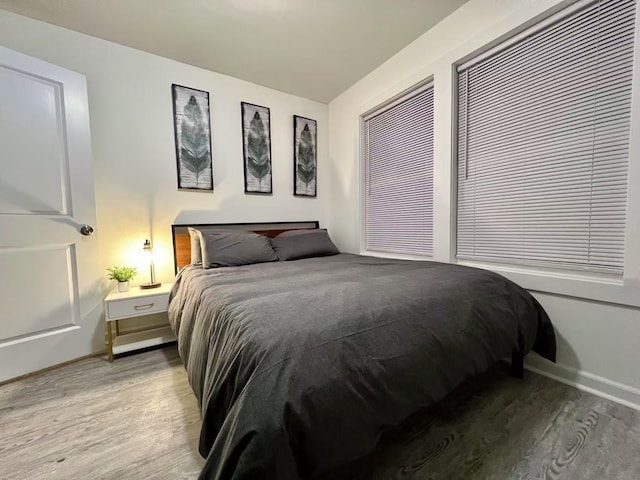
[107,293,169,320]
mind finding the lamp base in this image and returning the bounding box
[140,282,161,289]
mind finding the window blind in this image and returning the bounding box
[364,85,434,256]
[456,0,635,274]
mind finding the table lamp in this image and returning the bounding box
[140,239,161,289]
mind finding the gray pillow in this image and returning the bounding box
[187,227,202,265]
[196,229,278,268]
[271,229,339,261]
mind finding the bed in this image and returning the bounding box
[168,221,556,480]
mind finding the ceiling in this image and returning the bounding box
[0,0,467,102]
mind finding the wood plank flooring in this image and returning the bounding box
[0,347,204,480]
[1,346,639,480]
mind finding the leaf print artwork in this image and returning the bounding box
[172,85,213,190]
[293,116,317,197]
[242,102,272,194]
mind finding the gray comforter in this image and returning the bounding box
[168,254,555,480]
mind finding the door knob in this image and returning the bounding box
[80,225,94,236]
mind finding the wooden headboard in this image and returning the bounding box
[171,221,320,272]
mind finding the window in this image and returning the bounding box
[363,84,434,256]
[456,0,635,274]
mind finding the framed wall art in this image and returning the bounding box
[241,102,272,194]
[293,115,317,197]
[172,84,213,191]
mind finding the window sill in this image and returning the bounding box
[457,260,640,308]
[360,250,433,262]
[358,251,639,307]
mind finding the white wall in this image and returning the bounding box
[328,0,640,409]
[0,10,329,290]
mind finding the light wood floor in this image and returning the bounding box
[0,347,204,480]
[1,347,639,480]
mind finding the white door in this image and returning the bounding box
[0,46,102,382]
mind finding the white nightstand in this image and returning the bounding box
[104,283,176,362]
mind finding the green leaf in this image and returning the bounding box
[183,96,203,123]
[250,111,266,138]
[248,155,270,178]
[297,123,315,185]
[182,129,209,158]
[300,122,313,146]
[180,95,210,177]
[181,147,210,174]
[246,111,270,180]
[106,266,137,282]
[297,163,315,184]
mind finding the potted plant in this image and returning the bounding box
[107,266,137,292]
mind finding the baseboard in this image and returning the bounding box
[0,349,105,387]
[524,356,640,412]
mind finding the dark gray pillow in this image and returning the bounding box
[187,227,202,265]
[196,229,278,268]
[271,229,339,261]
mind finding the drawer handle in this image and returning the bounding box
[134,303,155,310]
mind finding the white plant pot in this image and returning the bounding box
[117,281,130,293]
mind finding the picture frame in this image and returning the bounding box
[241,102,273,194]
[293,115,317,197]
[171,84,213,191]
